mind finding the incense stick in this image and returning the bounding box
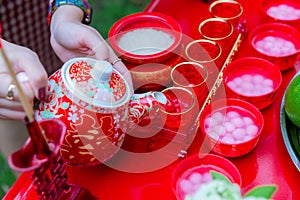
[0,43,51,157]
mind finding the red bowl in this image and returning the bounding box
[199,98,264,158]
[108,12,182,63]
[172,154,241,200]
[108,12,183,92]
[223,57,282,110]
[261,0,300,27]
[248,22,300,71]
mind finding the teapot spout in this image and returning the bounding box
[129,91,167,124]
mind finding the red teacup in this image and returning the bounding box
[171,62,209,106]
[209,0,244,27]
[199,18,234,52]
[159,87,197,133]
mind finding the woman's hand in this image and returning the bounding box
[0,40,48,120]
[50,5,133,92]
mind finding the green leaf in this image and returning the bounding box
[0,153,16,198]
[210,170,231,184]
[244,185,277,199]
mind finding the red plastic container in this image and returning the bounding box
[108,12,183,92]
[260,0,300,27]
[172,154,242,200]
[223,57,282,110]
[248,22,300,71]
[199,98,264,158]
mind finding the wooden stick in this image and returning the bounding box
[0,40,51,157]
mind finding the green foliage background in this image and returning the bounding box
[89,0,150,38]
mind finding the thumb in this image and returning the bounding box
[83,26,111,60]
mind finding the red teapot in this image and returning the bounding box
[35,58,167,166]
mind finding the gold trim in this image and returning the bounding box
[170,61,208,88]
[185,39,222,63]
[199,18,234,41]
[199,31,243,114]
[160,87,195,115]
[209,0,243,21]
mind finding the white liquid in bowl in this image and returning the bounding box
[117,28,175,55]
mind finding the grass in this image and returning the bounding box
[0,153,16,199]
[0,1,150,198]
[89,0,151,38]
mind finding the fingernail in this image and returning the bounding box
[24,116,29,124]
[38,87,46,101]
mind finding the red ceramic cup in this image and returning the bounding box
[199,98,264,158]
[108,12,183,92]
[209,0,244,27]
[170,61,209,106]
[248,22,300,71]
[185,39,223,77]
[198,18,234,52]
[223,57,282,110]
[185,39,222,64]
[261,0,300,27]
[159,87,197,133]
[172,154,242,200]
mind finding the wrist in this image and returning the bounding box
[52,5,84,24]
[48,0,92,25]
[50,5,83,34]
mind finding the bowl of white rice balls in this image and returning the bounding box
[261,0,300,27]
[223,57,282,110]
[199,98,264,157]
[248,22,300,71]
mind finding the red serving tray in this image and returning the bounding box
[4,0,300,199]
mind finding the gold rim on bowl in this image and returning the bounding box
[185,39,222,63]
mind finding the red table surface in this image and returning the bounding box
[4,0,300,199]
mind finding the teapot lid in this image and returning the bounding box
[61,58,130,108]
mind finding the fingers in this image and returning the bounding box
[0,74,34,105]
[1,40,48,101]
[13,50,48,100]
[50,21,134,93]
[0,108,27,120]
[0,75,33,120]
[0,83,34,120]
[0,98,26,111]
[85,26,111,61]
[111,57,134,94]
